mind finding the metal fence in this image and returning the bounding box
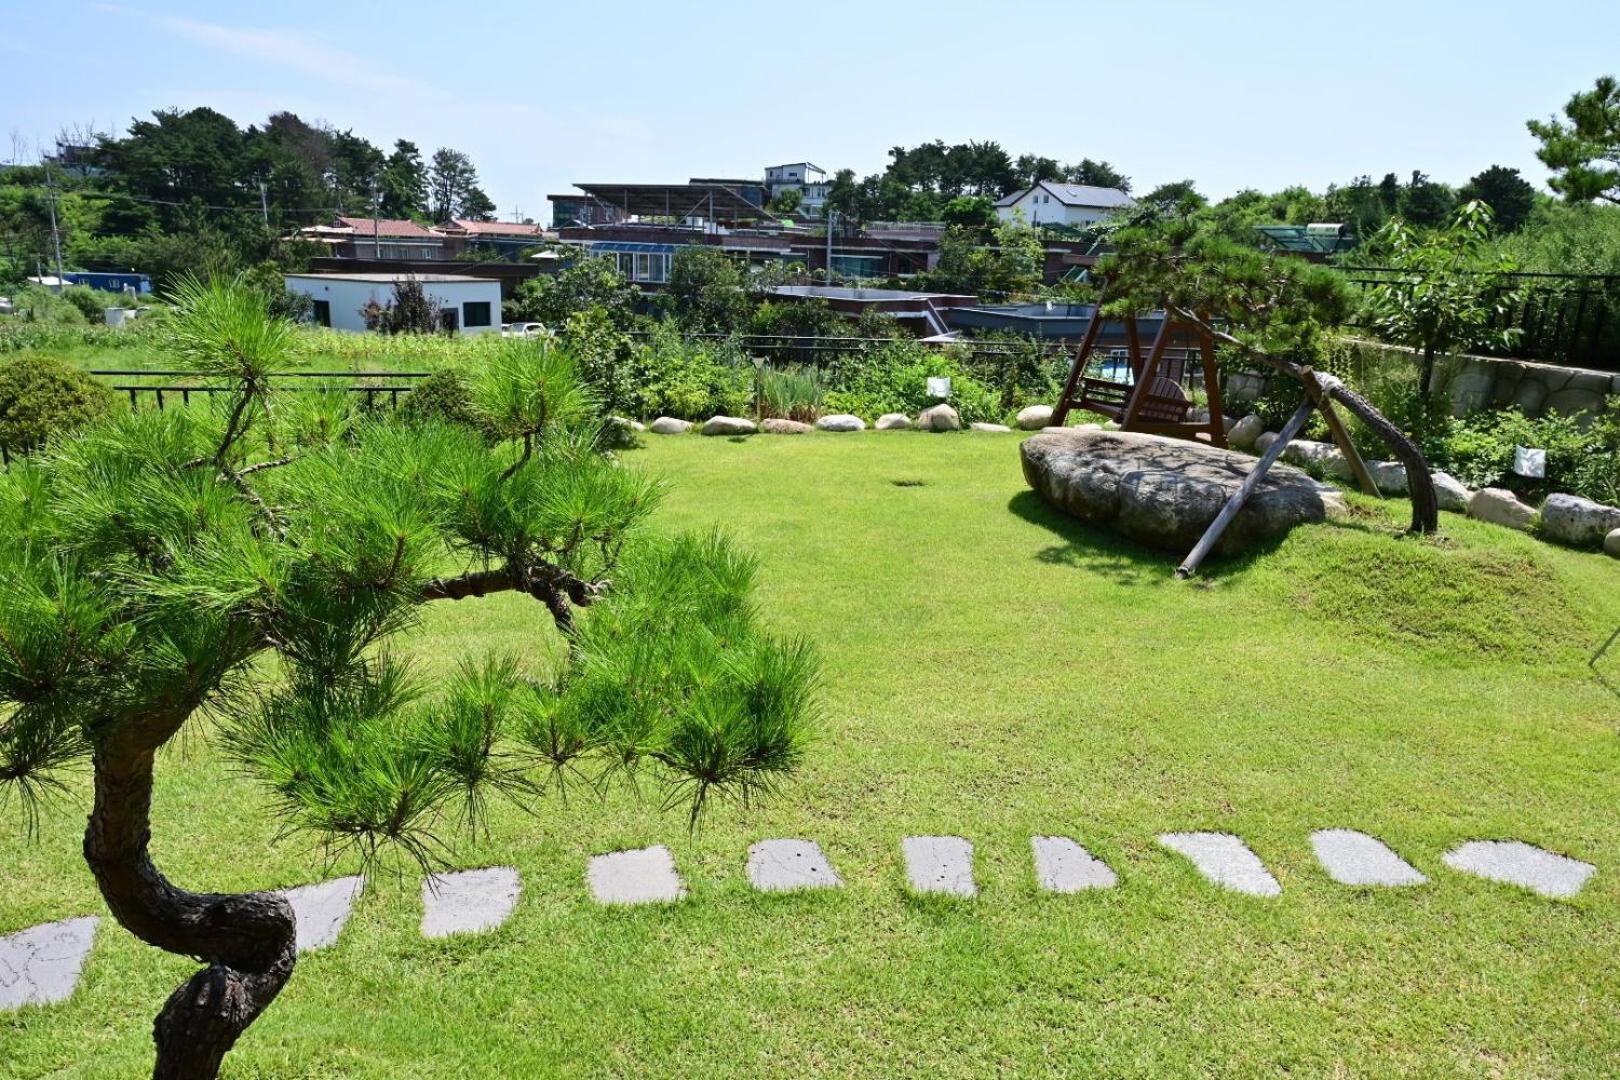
[91,370,433,412]
[1342,268,1620,372]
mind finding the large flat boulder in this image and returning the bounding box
[1541,493,1620,549]
[1021,430,1342,555]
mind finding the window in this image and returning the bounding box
[462,300,492,328]
[311,299,331,327]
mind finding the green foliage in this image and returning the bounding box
[8,285,87,325]
[823,340,1000,424]
[631,326,752,420]
[1425,404,1620,504]
[1458,166,1537,233]
[663,247,751,333]
[1529,75,1620,205]
[395,367,493,440]
[0,353,120,455]
[757,365,826,422]
[505,256,638,330]
[58,284,129,322]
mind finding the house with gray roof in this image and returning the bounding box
[995,182,1135,228]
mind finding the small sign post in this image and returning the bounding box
[927,376,951,400]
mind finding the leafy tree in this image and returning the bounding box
[1398,170,1457,228]
[1458,166,1537,233]
[0,278,816,1079]
[768,187,802,216]
[0,353,119,454]
[1364,200,1521,397]
[1014,154,1063,187]
[941,195,997,233]
[1529,75,1620,205]
[663,247,751,332]
[1142,179,1207,221]
[508,254,639,330]
[378,139,428,218]
[1065,158,1131,193]
[428,148,481,221]
[459,185,498,222]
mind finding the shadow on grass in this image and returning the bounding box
[1006,490,1295,589]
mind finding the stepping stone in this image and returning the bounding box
[421,867,522,938]
[902,835,976,897]
[1031,836,1118,893]
[1442,840,1596,899]
[1311,829,1427,887]
[1158,832,1281,897]
[587,845,685,905]
[0,916,99,1012]
[747,839,842,893]
[278,876,364,953]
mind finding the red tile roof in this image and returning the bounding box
[335,216,439,239]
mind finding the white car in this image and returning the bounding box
[501,322,546,337]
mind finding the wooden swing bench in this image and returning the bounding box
[1050,302,1227,448]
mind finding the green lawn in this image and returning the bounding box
[4,431,1619,1078]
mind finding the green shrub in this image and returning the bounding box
[395,367,495,440]
[0,354,120,454]
[630,326,751,420]
[1426,406,1612,502]
[58,285,129,322]
[823,340,1001,425]
[757,365,825,422]
[10,286,86,325]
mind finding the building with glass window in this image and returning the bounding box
[283,273,502,334]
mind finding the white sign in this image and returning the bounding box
[927,377,951,399]
[1512,446,1547,479]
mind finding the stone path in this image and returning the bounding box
[0,916,98,1011]
[279,876,365,953]
[1158,832,1283,897]
[3,831,1599,1012]
[747,839,841,893]
[587,845,686,906]
[902,835,977,897]
[1441,840,1596,899]
[422,867,522,938]
[1311,829,1427,887]
[1031,836,1117,893]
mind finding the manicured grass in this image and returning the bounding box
[4,431,1619,1077]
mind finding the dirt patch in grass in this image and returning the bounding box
[1272,531,1591,666]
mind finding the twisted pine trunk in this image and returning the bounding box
[84,749,297,1080]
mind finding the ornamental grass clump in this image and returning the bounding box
[0,275,817,1080]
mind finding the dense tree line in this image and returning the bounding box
[0,107,496,287]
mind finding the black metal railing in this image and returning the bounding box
[90,370,433,413]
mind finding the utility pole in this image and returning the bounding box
[42,157,66,291]
[259,179,270,228]
[372,184,381,260]
[825,209,835,282]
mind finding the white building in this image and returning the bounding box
[995,182,1135,228]
[765,162,828,217]
[283,273,503,335]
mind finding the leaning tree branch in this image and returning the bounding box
[1168,306,1439,534]
[421,562,607,636]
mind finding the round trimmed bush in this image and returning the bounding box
[395,367,495,440]
[0,355,120,455]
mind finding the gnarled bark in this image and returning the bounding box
[84,749,297,1080]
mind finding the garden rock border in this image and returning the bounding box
[701,416,756,436]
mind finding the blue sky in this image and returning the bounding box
[2,1,1616,220]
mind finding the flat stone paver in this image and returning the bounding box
[587,845,686,905]
[1311,829,1427,887]
[902,835,977,897]
[1158,832,1282,897]
[0,916,99,1011]
[747,839,842,893]
[1442,840,1595,899]
[422,867,522,938]
[1031,836,1118,893]
[278,876,364,953]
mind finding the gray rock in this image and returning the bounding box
[875,413,911,430]
[970,422,1013,433]
[1367,460,1410,495]
[1254,431,1280,455]
[1158,832,1281,897]
[916,404,961,432]
[1310,830,1427,887]
[1606,528,1620,559]
[701,415,757,436]
[816,413,866,432]
[1021,430,1340,556]
[902,835,976,897]
[587,845,686,905]
[1540,493,1620,549]
[421,867,522,938]
[1431,471,1471,513]
[746,839,842,893]
[0,916,99,1011]
[608,416,646,433]
[1441,840,1595,899]
[762,418,812,434]
[1468,487,1537,531]
[1016,405,1054,430]
[1031,836,1117,893]
[1229,413,1266,451]
[650,417,692,435]
[1281,439,1355,482]
[279,876,364,953]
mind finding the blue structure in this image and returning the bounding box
[62,271,153,295]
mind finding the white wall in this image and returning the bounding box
[283,276,502,335]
